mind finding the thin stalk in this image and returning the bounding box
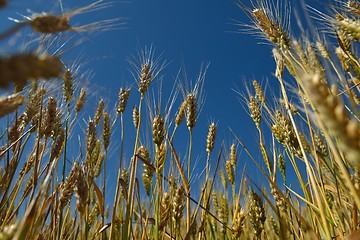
[278,75,332,239]
[154,165,161,240]
[122,95,144,240]
[200,153,211,239]
[109,113,125,239]
[258,129,272,179]
[101,149,107,240]
[206,153,210,186]
[62,105,70,182]
[186,128,193,233]
[59,103,70,240]
[231,183,236,210]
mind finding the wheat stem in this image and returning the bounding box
[123,95,144,240]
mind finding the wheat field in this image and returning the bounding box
[0,0,360,239]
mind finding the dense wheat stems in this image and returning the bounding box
[277,68,332,238]
[186,128,193,233]
[3,0,360,239]
[281,42,360,210]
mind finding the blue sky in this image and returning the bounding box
[2,0,301,194]
[87,0,278,186]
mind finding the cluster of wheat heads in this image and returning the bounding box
[234,0,360,239]
[1,0,360,239]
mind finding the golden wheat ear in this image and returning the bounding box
[116,88,131,115]
[29,1,123,34]
[0,54,63,90]
[0,94,25,118]
[301,74,360,168]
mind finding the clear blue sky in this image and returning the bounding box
[2,0,303,193]
[85,0,278,187]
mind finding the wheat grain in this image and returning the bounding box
[88,203,100,226]
[225,161,234,185]
[159,192,171,230]
[337,28,352,53]
[75,166,88,214]
[132,105,139,129]
[138,63,152,95]
[59,162,79,209]
[279,98,298,114]
[314,132,328,157]
[75,88,86,114]
[253,80,266,103]
[307,41,325,77]
[249,191,266,238]
[175,100,187,127]
[173,185,185,223]
[43,97,58,138]
[229,144,237,167]
[103,112,110,150]
[272,111,300,154]
[219,194,228,236]
[90,140,101,176]
[270,182,287,212]
[116,88,130,114]
[30,15,71,33]
[337,15,360,42]
[336,47,350,72]
[251,7,290,49]
[303,74,360,167]
[152,114,165,146]
[93,143,104,177]
[277,154,286,182]
[29,1,122,34]
[249,96,261,129]
[0,94,25,118]
[186,93,196,129]
[232,209,245,239]
[316,41,331,59]
[220,170,228,190]
[86,120,97,165]
[63,69,73,103]
[348,1,360,15]
[206,123,217,155]
[139,146,153,196]
[155,143,166,173]
[94,99,104,125]
[50,127,65,161]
